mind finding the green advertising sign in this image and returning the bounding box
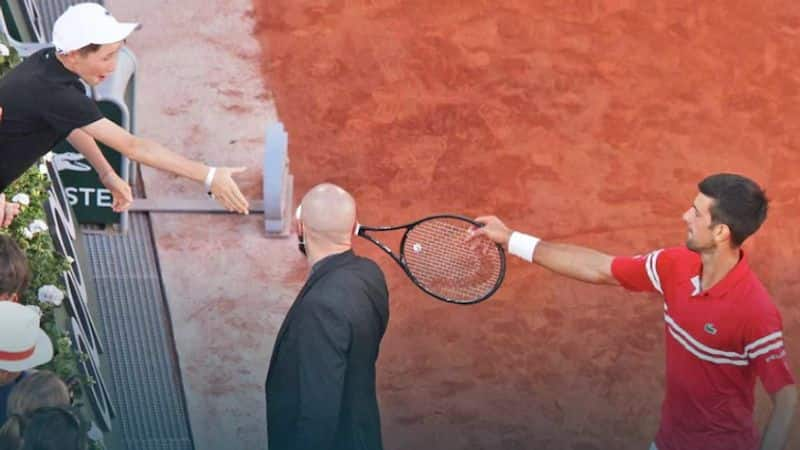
[53,101,126,225]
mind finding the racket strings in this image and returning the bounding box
[403,219,502,303]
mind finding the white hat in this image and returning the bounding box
[52,3,139,54]
[0,302,54,372]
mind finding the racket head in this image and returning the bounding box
[398,215,505,304]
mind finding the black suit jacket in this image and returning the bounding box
[266,250,389,450]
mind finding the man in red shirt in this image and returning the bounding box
[472,173,796,450]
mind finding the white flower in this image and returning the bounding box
[28,219,48,234]
[0,44,9,57]
[38,285,64,306]
[38,164,48,175]
[65,256,74,264]
[11,193,29,206]
[22,228,34,239]
[43,152,54,162]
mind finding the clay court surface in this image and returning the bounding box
[252,1,800,449]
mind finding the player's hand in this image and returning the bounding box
[210,167,250,215]
[470,216,513,247]
[100,171,133,212]
[0,194,21,228]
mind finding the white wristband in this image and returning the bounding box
[508,232,540,263]
[204,167,217,194]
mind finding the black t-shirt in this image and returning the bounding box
[0,48,103,190]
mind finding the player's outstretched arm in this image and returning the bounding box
[472,215,619,285]
[760,384,797,450]
[81,118,250,214]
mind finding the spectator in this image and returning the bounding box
[0,371,71,449]
[0,3,250,215]
[18,407,86,450]
[0,235,30,302]
[0,302,54,425]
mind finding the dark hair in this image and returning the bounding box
[698,173,768,246]
[8,370,71,416]
[0,414,24,449]
[77,39,126,55]
[0,371,72,448]
[0,234,30,297]
[76,44,102,55]
[20,407,87,450]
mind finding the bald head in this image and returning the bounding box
[300,183,356,240]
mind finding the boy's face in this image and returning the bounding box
[64,41,124,86]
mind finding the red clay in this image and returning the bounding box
[253,1,800,448]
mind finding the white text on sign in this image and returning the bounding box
[65,187,114,208]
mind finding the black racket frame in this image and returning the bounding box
[356,214,506,305]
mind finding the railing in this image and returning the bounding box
[44,160,116,435]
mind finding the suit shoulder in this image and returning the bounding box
[351,255,385,276]
[309,256,387,301]
[318,258,385,290]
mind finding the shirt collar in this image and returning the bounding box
[701,250,751,298]
[310,249,353,274]
[42,47,82,84]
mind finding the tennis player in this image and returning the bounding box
[472,173,796,450]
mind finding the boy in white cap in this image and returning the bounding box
[0,302,54,425]
[0,3,250,214]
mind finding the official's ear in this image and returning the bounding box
[293,205,303,235]
[295,205,307,256]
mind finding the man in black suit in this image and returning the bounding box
[265,183,390,450]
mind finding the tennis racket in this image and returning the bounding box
[356,214,506,304]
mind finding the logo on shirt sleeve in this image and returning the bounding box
[766,349,787,363]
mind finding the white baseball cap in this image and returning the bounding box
[0,302,54,372]
[52,3,139,54]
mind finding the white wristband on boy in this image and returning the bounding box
[508,231,540,263]
[204,167,217,196]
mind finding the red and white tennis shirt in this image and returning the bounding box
[612,247,794,450]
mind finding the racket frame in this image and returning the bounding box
[356,214,506,304]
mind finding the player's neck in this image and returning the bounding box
[699,245,740,292]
